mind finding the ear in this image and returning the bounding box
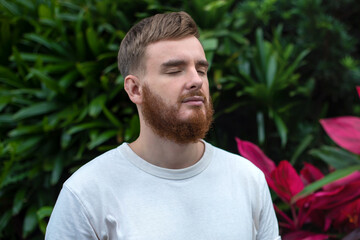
[124,75,143,104]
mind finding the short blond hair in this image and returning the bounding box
[118,11,199,77]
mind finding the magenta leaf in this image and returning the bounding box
[320,116,360,155]
[283,231,329,240]
[300,162,324,186]
[271,160,304,203]
[325,198,360,232]
[310,180,360,211]
[235,137,276,177]
[357,86,360,99]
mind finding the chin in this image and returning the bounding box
[178,112,205,122]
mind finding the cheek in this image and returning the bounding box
[202,83,210,96]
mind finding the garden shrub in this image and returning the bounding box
[0,0,359,238]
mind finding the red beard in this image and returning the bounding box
[141,83,213,144]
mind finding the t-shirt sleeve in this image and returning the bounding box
[256,177,281,240]
[45,185,98,240]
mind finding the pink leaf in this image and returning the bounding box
[320,116,360,155]
[283,231,329,240]
[326,198,360,232]
[300,162,324,186]
[271,160,304,203]
[311,180,360,211]
[235,137,276,178]
[274,205,296,230]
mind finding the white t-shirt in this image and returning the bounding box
[46,141,280,240]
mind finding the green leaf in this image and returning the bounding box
[88,130,117,150]
[23,206,37,238]
[255,28,266,82]
[278,49,310,87]
[42,62,74,74]
[309,146,360,169]
[0,210,12,233]
[25,34,69,57]
[37,206,53,234]
[272,111,287,147]
[0,114,13,124]
[11,136,43,156]
[201,38,218,51]
[0,157,16,189]
[76,61,101,79]
[8,125,42,137]
[38,4,52,19]
[293,165,360,203]
[37,206,53,220]
[66,121,108,135]
[204,0,227,11]
[61,131,71,149]
[12,188,26,215]
[290,134,314,165]
[76,31,86,59]
[266,52,277,89]
[59,69,78,89]
[229,32,248,45]
[0,0,21,15]
[257,111,265,145]
[89,94,107,117]
[86,27,100,56]
[29,69,64,93]
[103,105,122,128]
[13,102,59,120]
[0,66,23,88]
[51,155,63,185]
[13,53,65,63]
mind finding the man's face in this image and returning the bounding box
[139,36,213,144]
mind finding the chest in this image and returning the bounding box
[96,177,257,240]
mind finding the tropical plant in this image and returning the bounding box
[236,137,360,239]
[1,0,359,239]
[235,26,310,147]
[236,87,360,239]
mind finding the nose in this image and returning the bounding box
[185,68,203,91]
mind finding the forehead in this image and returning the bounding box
[144,36,206,66]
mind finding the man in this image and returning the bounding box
[46,11,280,239]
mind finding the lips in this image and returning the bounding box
[182,96,205,103]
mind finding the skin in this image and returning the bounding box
[124,36,210,169]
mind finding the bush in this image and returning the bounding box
[0,0,359,238]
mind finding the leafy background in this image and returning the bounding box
[0,0,359,239]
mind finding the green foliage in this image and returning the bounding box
[310,146,360,169]
[235,26,310,147]
[0,0,359,238]
[0,0,142,238]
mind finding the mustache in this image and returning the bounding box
[178,91,207,102]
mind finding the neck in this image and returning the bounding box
[128,128,205,169]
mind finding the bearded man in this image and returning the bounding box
[46,11,280,240]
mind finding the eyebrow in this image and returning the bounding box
[196,60,209,69]
[161,59,186,70]
[160,59,209,70]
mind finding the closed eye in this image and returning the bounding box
[197,69,207,76]
[167,71,182,75]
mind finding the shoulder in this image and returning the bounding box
[63,143,131,193]
[210,143,264,175]
[206,142,267,186]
